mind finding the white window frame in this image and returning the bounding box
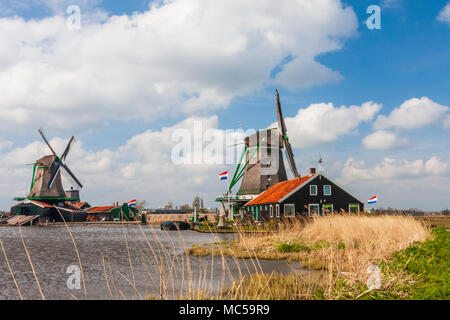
[310,185,318,196]
[323,185,332,196]
[269,205,274,218]
[308,204,320,216]
[275,204,280,218]
[322,204,333,215]
[284,204,296,217]
[349,203,360,214]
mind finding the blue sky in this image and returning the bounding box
[0,0,449,211]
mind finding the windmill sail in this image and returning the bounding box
[276,89,300,178]
[39,128,58,158]
[30,128,83,199]
[61,163,83,189]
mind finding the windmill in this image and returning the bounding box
[27,128,83,201]
[227,89,300,196]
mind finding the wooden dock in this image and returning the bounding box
[0,215,40,226]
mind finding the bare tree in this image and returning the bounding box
[180,204,191,211]
[192,196,200,209]
[166,201,174,210]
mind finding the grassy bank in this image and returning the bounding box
[187,215,429,271]
[186,215,449,300]
[215,227,449,300]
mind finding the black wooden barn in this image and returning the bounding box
[242,169,364,221]
[10,200,87,223]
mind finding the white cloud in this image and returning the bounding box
[273,101,382,148]
[438,3,450,25]
[425,156,449,176]
[341,156,450,182]
[374,97,449,130]
[0,139,13,152]
[0,0,358,132]
[0,116,244,209]
[362,130,409,150]
[337,156,450,210]
[444,114,450,128]
[274,56,343,89]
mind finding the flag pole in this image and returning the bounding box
[227,171,230,219]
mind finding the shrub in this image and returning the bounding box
[276,242,309,253]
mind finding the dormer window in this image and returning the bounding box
[310,185,318,196]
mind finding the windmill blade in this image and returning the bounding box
[61,163,83,189]
[38,128,58,158]
[48,161,62,189]
[275,89,287,136]
[275,89,299,178]
[61,136,75,161]
[284,139,300,178]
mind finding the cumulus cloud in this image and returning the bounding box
[341,156,450,182]
[0,116,248,209]
[444,114,450,128]
[0,139,13,152]
[335,156,450,210]
[362,130,409,150]
[272,101,382,148]
[274,56,343,89]
[438,3,450,25]
[0,0,358,133]
[374,97,449,130]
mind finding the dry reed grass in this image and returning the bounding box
[187,214,431,298]
[2,213,431,300]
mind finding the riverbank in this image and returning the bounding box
[186,215,449,299]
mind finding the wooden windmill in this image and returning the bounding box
[27,128,83,202]
[228,90,300,196]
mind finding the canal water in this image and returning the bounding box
[0,225,309,300]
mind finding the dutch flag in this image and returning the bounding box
[368,196,378,204]
[219,171,228,181]
[128,199,137,207]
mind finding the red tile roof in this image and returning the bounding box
[73,202,86,208]
[30,200,54,208]
[245,174,316,206]
[87,206,118,213]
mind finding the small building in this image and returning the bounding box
[10,199,87,223]
[86,205,119,221]
[243,169,364,221]
[87,204,140,221]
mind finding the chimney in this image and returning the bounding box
[310,168,316,174]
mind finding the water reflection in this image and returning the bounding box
[0,225,308,300]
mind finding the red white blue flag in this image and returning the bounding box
[128,199,137,207]
[368,196,378,204]
[219,171,228,181]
